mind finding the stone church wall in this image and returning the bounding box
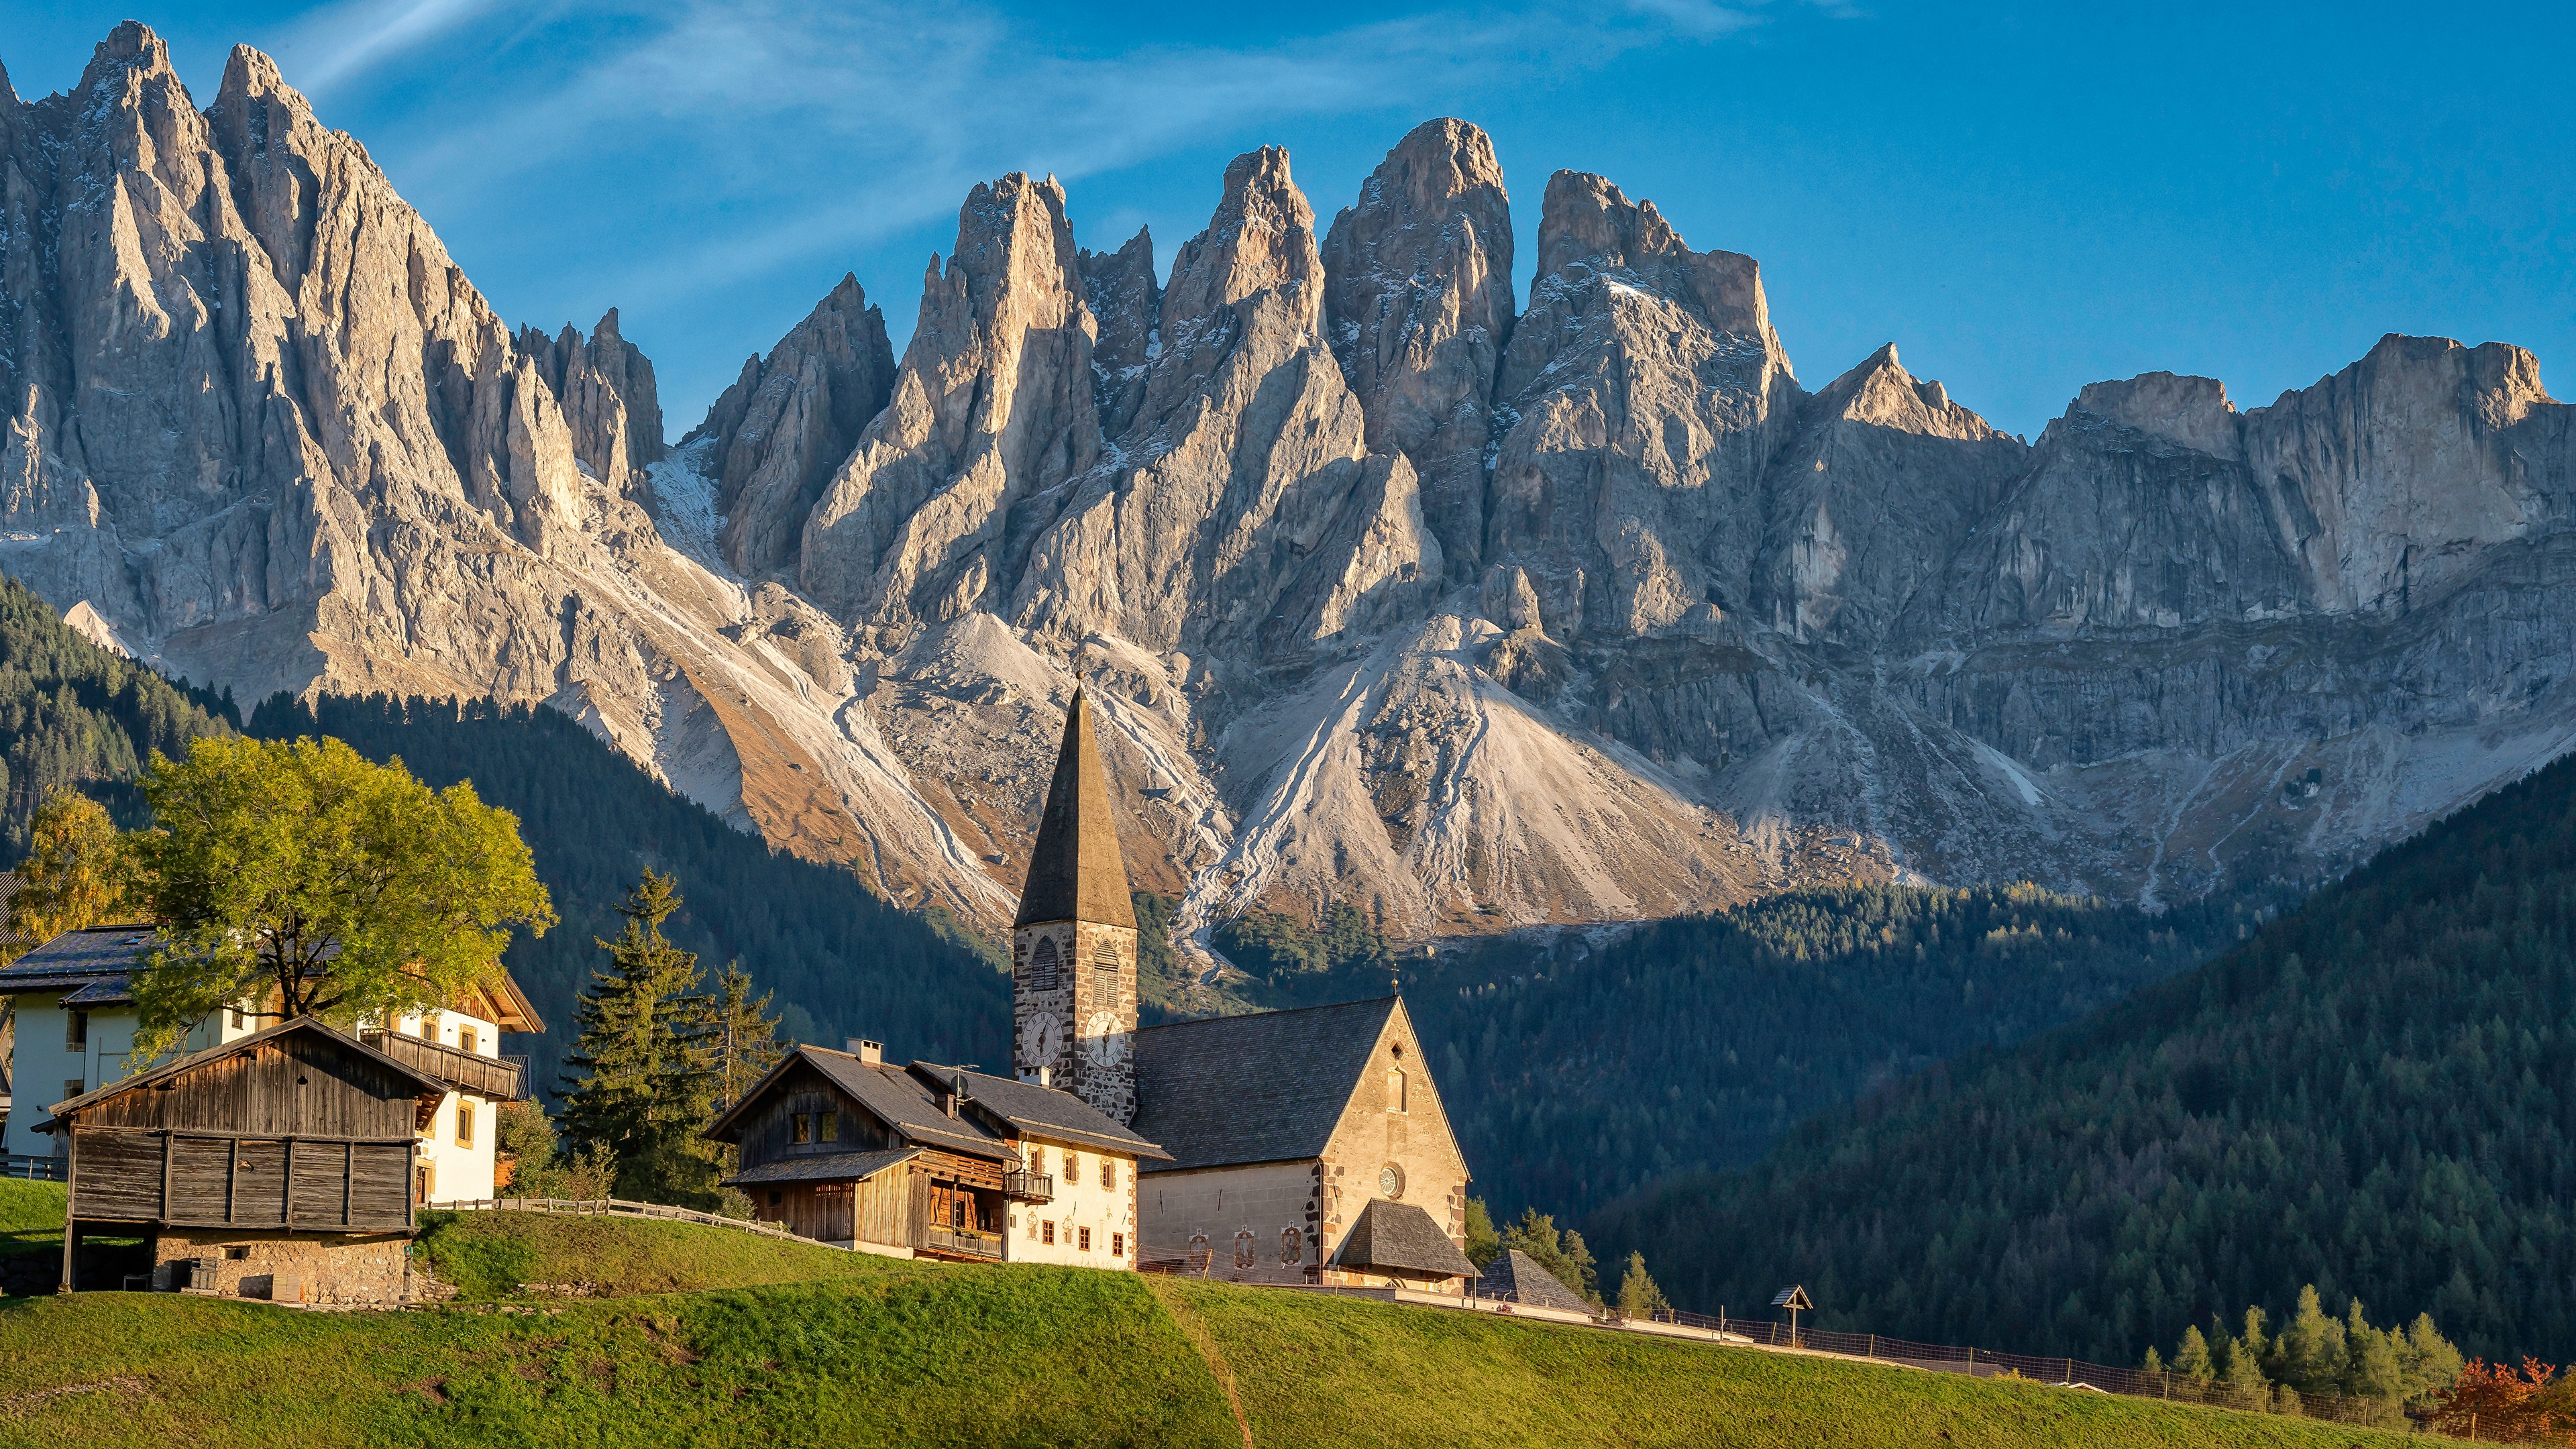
[1320,1020,1469,1256]
[1140,1160,1324,1283]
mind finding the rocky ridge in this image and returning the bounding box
[6,36,2573,957]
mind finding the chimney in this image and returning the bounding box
[850,1038,883,1064]
[943,1072,970,1118]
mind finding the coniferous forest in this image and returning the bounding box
[0,575,231,857]
[1589,751,2576,1364]
[245,693,1006,1097]
[1142,881,2258,1224]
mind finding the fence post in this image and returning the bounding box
[1868,1334,1876,1360]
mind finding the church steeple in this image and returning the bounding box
[1015,689,1136,930]
[1012,689,1140,1123]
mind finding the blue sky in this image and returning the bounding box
[4,2,2571,440]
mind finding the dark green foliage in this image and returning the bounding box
[1464,1197,1501,1270]
[557,871,724,1208]
[1214,900,1390,989]
[244,692,1007,1094]
[1405,883,2240,1222]
[1134,889,1189,1016]
[0,574,229,858]
[1591,752,2576,1363]
[1499,1207,1600,1307]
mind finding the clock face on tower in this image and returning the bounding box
[1021,1012,1063,1066]
[1082,1011,1126,1067]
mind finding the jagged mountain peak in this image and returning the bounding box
[1532,168,1776,352]
[1816,343,2010,442]
[2068,370,2241,456]
[79,19,173,88]
[1322,117,1515,580]
[1357,116,1507,214]
[1164,145,1321,330]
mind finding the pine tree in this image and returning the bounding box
[1500,1208,1601,1306]
[2174,1325,2217,1383]
[1617,1250,1670,1320]
[557,870,722,1209]
[702,958,784,1173]
[1463,1197,1501,1270]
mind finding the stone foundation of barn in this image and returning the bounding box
[148,1229,415,1304]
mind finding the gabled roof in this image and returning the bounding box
[0,923,158,1002]
[1014,690,1136,929]
[44,1016,450,1126]
[1130,997,1401,1173]
[725,1147,919,1187]
[910,1062,1169,1160]
[706,1044,1015,1163]
[1330,1198,1479,1280]
[0,924,543,1032]
[1474,1248,1591,1312]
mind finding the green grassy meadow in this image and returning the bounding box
[0,1181,63,1259]
[0,1186,2419,1448]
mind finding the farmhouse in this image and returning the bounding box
[42,1017,446,1302]
[706,1039,1169,1263]
[1008,692,1477,1289]
[0,925,544,1205]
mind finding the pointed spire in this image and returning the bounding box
[1014,690,1136,928]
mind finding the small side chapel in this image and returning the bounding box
[1012,693,1477,1291]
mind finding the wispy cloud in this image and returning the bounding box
[277,0,513,95]
[335,0,1780,295]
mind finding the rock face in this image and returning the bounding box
[1322,117,1514,579]
[8,41,2576,952]
[688,274,898,578]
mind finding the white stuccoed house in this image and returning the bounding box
[0,924,543,1203]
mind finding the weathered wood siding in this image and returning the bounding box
[70,1128,413,1230]
[61,1030,425,1231]
[75,1035,422,1139]
[733,1063,889,1171]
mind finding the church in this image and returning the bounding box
[1010,693,1477,1291]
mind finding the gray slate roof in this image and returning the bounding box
[727,1147,919,1187]
[914,1061,1169,1159]
[1130,998,1398,1173]
[1014,691,1136,929]
[1329,1198,1478,1281]
[0,923,157,1004]
[1474,1248,1591,1312]
[790,1048,1016,1162]
[707,1044,1169,1164]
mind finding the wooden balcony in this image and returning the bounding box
[361,1030,529,1101]
[920,1228,1004,1260]
[1003,1171,1053,1202]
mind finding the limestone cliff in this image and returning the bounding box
[8,35,2575,953]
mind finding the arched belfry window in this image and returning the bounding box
[1094,938,1119,978]
[1030,936,1059,991]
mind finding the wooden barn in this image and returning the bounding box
[42,1017,448,1303]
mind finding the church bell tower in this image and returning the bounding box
[1012,689,1139,1124]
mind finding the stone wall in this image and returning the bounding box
[1140,1159,1323,1283]
[148,1230,415,1305]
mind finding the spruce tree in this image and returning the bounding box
[702,958,785,1173]
[1616,1250,1670,1319]
[557,870,721,1209]
[2174,1325,2216,1383]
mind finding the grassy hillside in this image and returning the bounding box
[0,1180,62,1258]
[1143,882,2254,1222]
[1593,750,2576,1365]
[0,1208,2412,1448]
[246,693,1008,1094]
